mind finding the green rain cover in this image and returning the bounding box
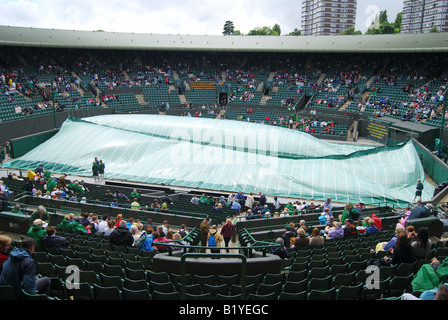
[4,114,434,206]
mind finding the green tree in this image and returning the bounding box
[287,28,301,36]
[394,12,402,31]
[272,23,281,35]
[379,10,388,25]
[232,30,242,35]
[366,10,396,35]
[429,26,439,33]
[341,26,362,35]
[248,25,281,36]
[223,20,235,36]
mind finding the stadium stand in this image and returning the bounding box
[0,28,448,302]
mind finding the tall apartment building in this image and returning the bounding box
[301,0,357,36]
[401,0,448,33]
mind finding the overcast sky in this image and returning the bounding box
[0,0,404,35]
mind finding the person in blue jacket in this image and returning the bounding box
[0,237,50,297]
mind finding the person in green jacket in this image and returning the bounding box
[341,203,360,223]
[59,214,87,233]
[411,257,448,292]
[10,204,24,215]
[98,160,105,182]
[26,219,47,250]
[29,205,50,223]
[45,178,57,193]
[92,158,99,183]
[130,189,141,200]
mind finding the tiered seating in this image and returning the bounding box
[225,107,290,125]
[142,85,169,106]
[184,89,217,105]
[265,85,303,107]
[101,93,140,107]
[189,81,216,91]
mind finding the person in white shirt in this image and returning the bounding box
[98,214,110,234]
[273,197,281,210]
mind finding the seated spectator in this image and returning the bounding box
[10,204,24,215]
[42,226,70,249]
[411,227,432,260]
[104,220,115,238]
[191,194,199,205]
[356,220,366,235]
[0,235,12,274]
[114,214,123,227]
[58,214,85,233]
[26,219,47,250]
[293,228,310,248]
[153,231,169,252]
[343,219,357,238]
[381,233,416,267]
[377,225,406,252]
[129,189,141,200]
[29,205,50,223]
[231,200,241,214]
[0,237,51,297]
[281,225,296,248]
[109,220,134,247]
[131,198,141,210]
[79,212,92,228]
[309,227,324,246]
[328,222,344,239]
[271,238,289,260]
[411,258,448,292]
[365,219,379,235]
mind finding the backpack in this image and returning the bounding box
[135,232,147,249]
[208,233,217,247]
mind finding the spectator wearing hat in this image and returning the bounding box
[344,219,357,238]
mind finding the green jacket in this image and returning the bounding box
[412,259,448,292]
[46,179,57,191]
[68,183,85,194]
[26,224,46,248]
[59,219,87,233]
[130,192,141,199]
[341,204,359,223]
[30,210,50,223]
[92,162,99,175]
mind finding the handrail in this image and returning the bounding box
[179,253,247,300]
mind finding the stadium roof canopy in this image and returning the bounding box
[0,25,448,53]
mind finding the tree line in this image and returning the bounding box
[223,10,441,36]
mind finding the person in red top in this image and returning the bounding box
[153,231,169,252]
[220,219,235,253]
[0,235,12,274]
[114,214,123,227]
